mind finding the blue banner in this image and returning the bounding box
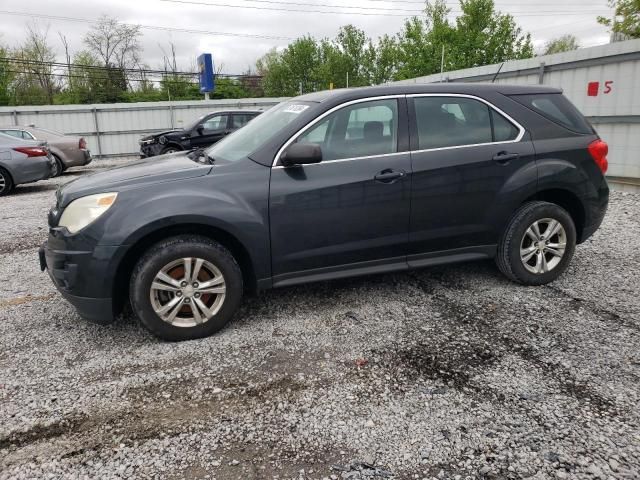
[198,54,215,93]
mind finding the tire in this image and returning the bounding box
[51,155,64,177]
[161,146,181,155]
[496,201,576,286]
[130,235,243,341]
[0,167,14,196]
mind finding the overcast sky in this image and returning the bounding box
[0,0,615,74]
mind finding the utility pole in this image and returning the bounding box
[440,45,445,83]
[346,71,349,88]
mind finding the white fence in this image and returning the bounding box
[394,39,640,183]
[0,98,287,158]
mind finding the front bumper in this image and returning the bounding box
[39,237,122,325]
[139,142,163,158]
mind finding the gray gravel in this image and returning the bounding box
[1,162,639,479]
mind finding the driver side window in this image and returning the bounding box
[202,115,228,132]
[296,99,398,161]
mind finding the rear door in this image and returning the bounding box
[230,113,256,132]
[407,94,537,264]
[269,97,412,284]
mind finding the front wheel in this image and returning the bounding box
[161,146,181,155]
[130,236,243,341]
[496,201,576,285]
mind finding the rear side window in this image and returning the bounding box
[413,96,519,150]
[511,93,593,134]
[232,114,254,128]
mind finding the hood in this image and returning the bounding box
[58,153,211,207]
[141,129,182,141]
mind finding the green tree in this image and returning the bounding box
[395,0,455,79]
[544,35,580,55]
[450,0,533,70]
[598,0,640,38]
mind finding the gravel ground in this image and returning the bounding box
[0,162,639,480]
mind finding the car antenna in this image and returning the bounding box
[491,63,505,83]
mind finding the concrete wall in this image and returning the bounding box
[393,39,640,180]
[0,98,287,158]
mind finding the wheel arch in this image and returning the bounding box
[161,142,183,153]
[523,188,586,243]
[112,223,257,315]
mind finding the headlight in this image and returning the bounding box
[140,138,155,145]
[58,192,118,234]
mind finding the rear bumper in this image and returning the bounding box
[13,155,52,184]
[579,179,609,243]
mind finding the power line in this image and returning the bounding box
[158,0,610,16]
[0,10,294,40]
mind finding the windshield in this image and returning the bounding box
[205,101,315,162]
[183,114,208,132]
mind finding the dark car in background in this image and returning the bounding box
[0,132,54,195]
[0,126,91,177]
[139,110,262,158]
[41,84,608,341]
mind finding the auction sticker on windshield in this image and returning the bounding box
[283,105,309,114]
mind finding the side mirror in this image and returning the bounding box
[196,125,205,135]
[280,143,322,167]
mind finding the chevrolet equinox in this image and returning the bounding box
[40,84,609,341]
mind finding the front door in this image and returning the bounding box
[191,114,230,148]
[407,94,537,263]
[269,97,412,285]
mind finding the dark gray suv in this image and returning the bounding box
[40,84,609,341]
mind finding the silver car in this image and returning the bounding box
[0,132,54,196]
[0,126,91,177]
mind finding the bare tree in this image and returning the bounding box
[84,15,142,69]
[58,32,72,85]
[17,22,58,103]
[84,15,142,91]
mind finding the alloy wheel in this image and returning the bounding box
[520,218,567,274]
[0,171,5,193]
[149,257,226,327]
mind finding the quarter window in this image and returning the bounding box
[491,110,520,142]
[413,96,520,150]
[296,99,398,161]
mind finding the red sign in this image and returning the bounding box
[587,81,614,97]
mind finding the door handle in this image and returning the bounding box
[374,169,405,183]
[493,152,519,164]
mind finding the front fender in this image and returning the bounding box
[94,160,272,282]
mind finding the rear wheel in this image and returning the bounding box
[496,201,576,285]
[51,155,64,177]
[130,235,243,341]
[0,168,14,196]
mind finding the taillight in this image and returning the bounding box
[12,147,48,158]
[588,139,608,174]
[79,138,87,149]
